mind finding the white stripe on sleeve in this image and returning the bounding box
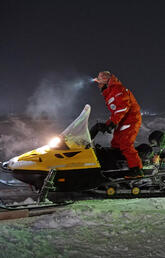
[120,124,131,131]
[108,97,115,104]
[114,107,127,114]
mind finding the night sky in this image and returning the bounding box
[0,0,164,117]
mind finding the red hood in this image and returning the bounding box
[108,74,122,87]
[102,74,122,97]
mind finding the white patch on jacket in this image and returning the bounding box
[108,97,115,104]
[120,124,131,131]
[114,107,127,114]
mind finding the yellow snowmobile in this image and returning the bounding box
[2,105,105,191]
[2,104,165,197]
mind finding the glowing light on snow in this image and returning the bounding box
[48,137,61,148]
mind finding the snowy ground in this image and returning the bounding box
[1,198,165,257]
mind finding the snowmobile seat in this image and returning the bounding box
[95,145,126,171]
[95,143,153,171]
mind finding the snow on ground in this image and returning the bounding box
[1,198,165,257]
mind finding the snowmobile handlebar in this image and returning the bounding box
[90,122,112,140]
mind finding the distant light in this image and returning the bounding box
[48,137,61,148]
[90,77,99,83]
[141,110,157,116]
[90,78,96,82]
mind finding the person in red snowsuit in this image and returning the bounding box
[93,71,143,177]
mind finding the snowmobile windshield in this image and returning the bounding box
[61,104,92,149]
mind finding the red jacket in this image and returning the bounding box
[102,75,141,128]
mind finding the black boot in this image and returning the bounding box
[125,167,144,179]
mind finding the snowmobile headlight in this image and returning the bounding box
[48,137,61,149]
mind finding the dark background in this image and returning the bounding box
[0,0,164,117]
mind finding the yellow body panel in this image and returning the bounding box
[17,146,100,171]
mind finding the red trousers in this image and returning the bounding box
[111,121,143,169]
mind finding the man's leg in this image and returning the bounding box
[112,127,142,168]
[111,130,120,149]
[120,142,143,169]
[117,125,143,176]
